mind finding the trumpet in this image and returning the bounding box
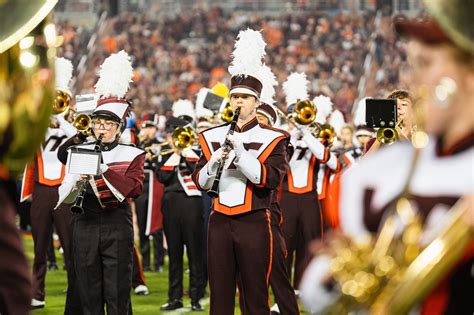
[377,128,399,145]
[288,100,316,125]
[72,113,92,136]
[220,104,234,123]
[53,89,71,115]
[311,123,336,145]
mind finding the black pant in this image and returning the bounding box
[162,191,203,302]
[135,179,165,270]
[208,209,272,315]
[281,190,323,289]
[30,183,72,301]
[73,201,133,315]
[201,193,212,292]
[269,212,300,315]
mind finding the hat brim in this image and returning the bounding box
[229,87,259,99]
[394,16,451,46]
[91,111,121,123]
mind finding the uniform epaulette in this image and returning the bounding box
[199,121,230,135]
[259,123,290,138]
[120,143,145,152]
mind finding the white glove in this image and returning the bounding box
[298,125,311,137]
[55,114,78,138]
[227,134,244,161]
[207,147,222,175]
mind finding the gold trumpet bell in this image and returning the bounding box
[172,126,195,149]
[292,100,316,125]
[72,113,91,135]
[377,128,399,145]
[317,124,336,145]
[53,89,71,114]
[220,104,234,123]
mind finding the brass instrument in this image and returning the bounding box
[172,126,195,149]
[72,113,92,136]
[53,89,71,114]
[310,123,336,145]
[0,0,58,173]
[220,104,234,123]
[377,127,399,145]
[288,100,316,125]
[153,127,196,156]
[372,198,473,314]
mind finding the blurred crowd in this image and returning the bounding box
[58,7,385,120]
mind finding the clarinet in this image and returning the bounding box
[71,134,104,214]
[207,107,241,198]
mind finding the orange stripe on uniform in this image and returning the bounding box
[265,209,273,308]
[214,184,253,215]
[37,150,65,186]
[198,133,212,161]
[287,155,316,194]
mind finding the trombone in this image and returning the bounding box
[149,126,196,157]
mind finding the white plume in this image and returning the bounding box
[329,110,345,135]
[259,64,278,105]
[228,28,266,78]
[95,50,133,99]
[172,99,195,119]
[55,57,73,93]
[283,72,309,106]
[195,88,214,118]
[314,95,333,124]
[353,97,370,126]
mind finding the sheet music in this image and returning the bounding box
[68,151,101,175]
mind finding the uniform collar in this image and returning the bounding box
[235,117,258,133]
[435,131,474,157]
[99,139,119,151]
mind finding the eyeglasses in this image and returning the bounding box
[92,119,118,130]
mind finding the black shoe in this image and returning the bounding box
[191,301,204,312]
[160,300,183,311]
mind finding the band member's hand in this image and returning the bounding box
[227,134,244,160]
[207,148,223,175]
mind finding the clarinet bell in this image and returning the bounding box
[71,195,85,214]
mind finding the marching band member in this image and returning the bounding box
[192,28,290,314]
[280,73,337,290]
[57,50,145,315]
[134,111,165,273]
[194,85,224,294]
[301,1,474,312]
[157,101,204,311]
[21,57,77,309]
[255,64,300,315]
[365,89,415,154]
